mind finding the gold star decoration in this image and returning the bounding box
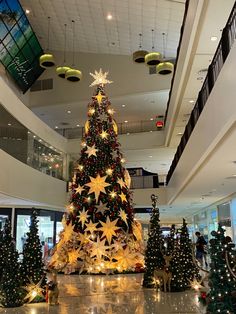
[77,232,89,245]
[68,249,81,265]
[108,108,115,115]
[117,177,126,189]
[88,107,95,115]
[62,222,77,242]
[115,247,137,271]
[75,184,85,195]
[100,130,109,139]
[189,279,205,291]
[85,174,110,202]
[23,277,45,303]
[85,220,98,233]
[85,144,98,157]
[91,236,109,260]
[99,217,120,245]
[96,201,108,214]
[94,91,106,105]
[120,192,127,203]
[119,209,128,226]
[89,68,113,87]
[66,203,75,213]
[77,208,89,228]
[132,221,143,241]
[109,191,117,198]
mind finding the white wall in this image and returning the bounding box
[0,77,67,153]
[167,42,236,204]
[0,149,67,209]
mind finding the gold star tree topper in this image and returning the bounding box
[90,68,113,87]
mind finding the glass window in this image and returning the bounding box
[16,214,54,257]
[0,215,9,230]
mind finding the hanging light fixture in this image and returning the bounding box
[145,29,162,66]
[156,33,174,75]
[39,17,55,68]
[132,33,148,63]
[56,24,71,78]
[65,20,82,82]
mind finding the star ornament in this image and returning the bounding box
[85,174,110,202]
[94,91,106,105]
[91,237,109,260]
[63,222,77,242]
[85,144,98,157]
[120,192,127,203]
[23,277,45,303]
[85,220,98,233]
[100,130,109,139]
[99,216,120,244]
[75,184,85,195]
[117,178,126,189]
[77,208,89,228]
[89,68,113,87]
[119,209,128,226]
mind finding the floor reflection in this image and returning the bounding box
[0,274,205,314]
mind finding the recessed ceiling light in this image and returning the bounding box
[55,126,58,129]
[7,123,11,126]
[177,132,183,135]
[76,124,80,127]
[33,135,36,138]
[150,118,154,121]
[122,104,126,107]
[107,13,113,20]
[127,132,130,135]
[149,130,153,133]
[124,120,128,123]
[189,100,194,103]
[210,36,218,41]
[25,9,30,14]
[149,156,153,158]
[232,174,236,177]
[67,110,71,114]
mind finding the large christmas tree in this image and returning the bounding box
[206,225,236,314]
[50,69,144,274]
[179,219,200,288]
[142,194,164,288]
[0,220,23,307]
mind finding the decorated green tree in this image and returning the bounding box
[179,219,200,288]
[206,224,236,314]
[170,230,185,291]
[0,219,23,307]
[49,69,144,274]
[21,209,46,302]
[142,194,165,288]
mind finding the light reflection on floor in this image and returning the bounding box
[0,274,205,314]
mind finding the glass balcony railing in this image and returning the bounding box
[0,104,65,180]
[166,1,236,184]
[56,120,162,139]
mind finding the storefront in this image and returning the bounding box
[0,207,64,257]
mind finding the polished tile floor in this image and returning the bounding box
[0,274,205,314]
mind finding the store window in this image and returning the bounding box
[15,209,64,260]
[217,202,233,239]
[0,208,12,230]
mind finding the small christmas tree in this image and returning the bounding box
[170,226,185,291]
[206,224,236,314]
[21,209,46,302]
[0,220,23,307]
[179,219,200,288]
[142,194,165,288]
